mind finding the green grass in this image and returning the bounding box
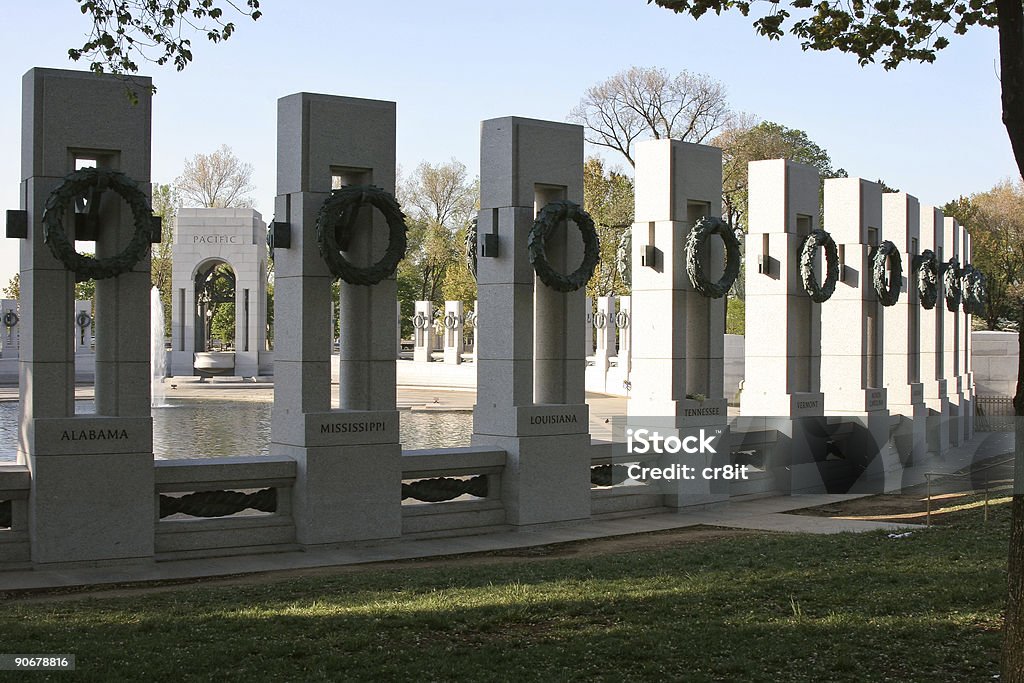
[0,504,1012,682]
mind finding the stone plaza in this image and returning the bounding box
[0,68,989,571]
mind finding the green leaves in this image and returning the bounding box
[649,0,996,68]
[70,0,263,84]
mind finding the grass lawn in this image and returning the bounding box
[0,500,1011,682]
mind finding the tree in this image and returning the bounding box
[646,0,1022,677]
[396,160,478,317]
[176,145,255,208]
[150,183,178,335]
[714,120,846,234]
[583,157,635,299]
[569,66,733,167]
[69,1,262,85]
[945,180,1024,331]
[2,275,18,301]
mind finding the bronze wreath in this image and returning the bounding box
[76,311,92,329]
[943,258,961,312]
[615,310,629,329]
[412,313,428,329]
[872,240,903,307]
[913,249,938,310]
[2,310,18,328]
[528,200,600,292]
[443,312,459,329]
[799,229,840,303]
[315,185,408,285]
[42,168,155,282]
[961,265,984,315]
[684,216,741,299]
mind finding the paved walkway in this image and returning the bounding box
[0,380,1008,592]
[0,492,927,593]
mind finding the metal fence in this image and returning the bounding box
[975,395,1015,432]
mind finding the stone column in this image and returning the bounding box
[741,160,824,417]
[0,299,19,358]
[741,159,828,493]
[412,300,433,362]
[18,68,154,564]
[593,294,615,386]
[396,301,402,359]
[73,300,93,353]
[820,177,893,489]
[471,116,590,526]
[628,139,729,507]
[943,217,965,446]
[584,296,593,357]
[271,92,401,544]
[882,192,927,465]
[961,225,974,440]
[616,295,632,375]
[442,300,464,364]
[919,206,949,455]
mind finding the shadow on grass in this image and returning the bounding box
[0,508,1010,682]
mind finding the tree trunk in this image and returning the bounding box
[1008,296,1024,682]
[998,1,1024,678]
[1009,496,1024,681]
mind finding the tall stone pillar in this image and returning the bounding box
[593,294,615,381]
[616,295,632,375]
[442,300,464,364]
[0,300,19,358]
[271,93,401,544]
[881,192,927,465]
[943,217,965,446]
[961,226,974,440]
[18,68,154,564]
[741,160,824,417]
[820,178,893,488]
[73,300,93,353]
[412,300,433,362]
[919,206,949,455]
[741,159,828,493]
[471,117,591,526]
[628,139,729,507]
[584,296,594,357]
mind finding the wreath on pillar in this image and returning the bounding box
[943,257,961,312]
[798,229,840,303]
[76,311,92,329]
[2,310,18,328]
[42,168,155,282]
[412,313,428,329]
[316,185,408,286]
[914,249,938,310]
[871,240,903,307]
[961,265,985,315]
[528,200,600,292]
[684,217,741,299]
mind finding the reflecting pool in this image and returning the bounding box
[0,399,474,461]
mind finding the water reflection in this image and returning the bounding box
[0,399,473,461]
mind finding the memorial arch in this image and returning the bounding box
[169,208,269,378]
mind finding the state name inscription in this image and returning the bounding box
[320,421,387,434]
[61,428,128,441]
[684,407,721,416]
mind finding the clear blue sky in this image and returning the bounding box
[0,1,1014,288]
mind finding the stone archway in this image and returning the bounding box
[169,208,268,377]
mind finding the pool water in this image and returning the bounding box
[0,399,473,461]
